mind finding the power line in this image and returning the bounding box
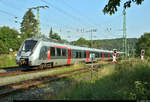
[40,9,80,31]
[59,0,101,28]
[0,0,22,12]
[0,9,17,17]
[40,0,98,28]
[40,0,122,40]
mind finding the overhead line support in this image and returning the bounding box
[29,5,49,37]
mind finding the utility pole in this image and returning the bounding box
[88,29,97,80]
[29,5,49,37]
[87,29,97,48]
[123,7,127,57]
[128,43,130,57]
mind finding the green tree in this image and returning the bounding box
[0,26,20,54]
[135,33,150,57]
[74,37,89,46]
[40,34,47,38]
[48,27,61,41]
[103,0,144,15]
[51,33,61,41]
[20,9,38,38]
[49,27,53,39]
[93,40,101,48]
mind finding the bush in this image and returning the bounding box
[129,81,150,100]
[115,60,150,100]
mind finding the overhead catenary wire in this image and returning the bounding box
[40,0,99,28]
[0,0,22,12]
[0,9,17,17]
[37,0,92,37]
[58,0,124,39]
[39,0,122,40]
[59,0,101,28]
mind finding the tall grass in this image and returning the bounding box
[48,59,150,100]
[0,52,17,68]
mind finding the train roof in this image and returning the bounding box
[26,37,123,53]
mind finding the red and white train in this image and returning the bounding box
[16,37,124,69]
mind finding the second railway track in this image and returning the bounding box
[0,66,100,99]
[0,64,74,78]
[0,61,106,78]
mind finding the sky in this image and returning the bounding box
[0,0,149,41]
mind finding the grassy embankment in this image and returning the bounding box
[0,52,17,68]
[49,59,150,100]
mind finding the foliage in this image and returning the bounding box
[103,0,144,15]
[20,9,38,38]
[49,59,150,100]
[135,33,150,57]
[74,37,89,47]
[129,81,150,100]
[49,28,61,41]
[73,38,137,54]
[0,26,21,54]
[51,33,61,41]
[49,27,53,39]
[40,34,47,38]
[0,52,17,68]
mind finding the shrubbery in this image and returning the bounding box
[114,59,150,100]
[0,26,23,54]
[49,59,150,100]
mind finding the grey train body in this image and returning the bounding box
[16,37,124,68]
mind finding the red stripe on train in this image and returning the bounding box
[67,48,71,64]
[86,50,89,62]
[47,48,51,60]
[101,52,104,60]
[52,45,67,48]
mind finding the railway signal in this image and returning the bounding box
[141,49,145,61]
[112,49,117,64]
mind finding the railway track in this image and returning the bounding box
[0,66,24,74]
[0,66,100,99]
[0,64,74,78]
[0,61,107,78]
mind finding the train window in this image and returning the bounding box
[79,51,82,58]
[99,53,101,57]
[22,40,37,52]
[56,48,61,56]
[97,52,99,57]
[101,52,105,57]
[62,48,66,56]
[39,46,48,60]
[71,50,76,57]
[84,51,86,58]
[104,52,108,57]
[95,52,98,58]
[50,47,55,56]
[76,52,79,58]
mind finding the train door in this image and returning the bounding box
[67,48,71,64]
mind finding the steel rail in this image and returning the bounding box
[0,66,100,99]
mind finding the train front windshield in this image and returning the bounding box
[21,40,37,52]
